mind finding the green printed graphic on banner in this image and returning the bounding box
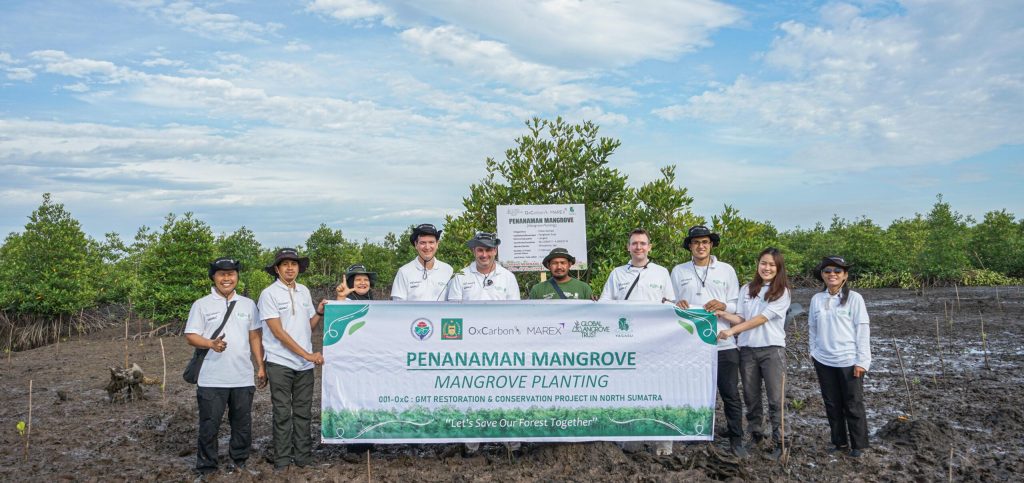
[323,304,369,346]
[673,307,719,345]
[322,406,713,440]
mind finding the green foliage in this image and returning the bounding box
[217,226,271,297]
[439,117,698,294]
[0,194,98,316]
[856,271,919,290]
[970,210,1024,276]
[304,224,359,288]
[131,213,215,326]
[710,205,783,283]
[958,268,1022,287]
[918,195,972,283]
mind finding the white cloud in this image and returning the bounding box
[119,0,280,43]
[306,0,394,24]
[30,50,136,82]
[0,52,15,64]
[654,0,1024,171]
[62,82,90,92]
[5,67,35,81]
[400,25,587,89]
[141,57,186,67]
[284,40,312,52]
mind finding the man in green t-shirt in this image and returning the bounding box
[529,248,594,300]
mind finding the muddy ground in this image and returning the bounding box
[1,286,1022,482]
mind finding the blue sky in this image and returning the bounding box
[1,0,1021,247]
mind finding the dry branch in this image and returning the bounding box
[892,337,914,418]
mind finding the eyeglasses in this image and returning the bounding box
[821,267,845,274]
[348,264,367,272]
[212,258,239,269]
[690,240,712,247]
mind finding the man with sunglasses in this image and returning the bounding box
[184,257,265,475]
[670,225,745,457]
[391,223,454,301]
[446,231,521,454]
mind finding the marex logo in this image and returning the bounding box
[410,318,434,341]
[572,320,610,338]
[441,318,463,340]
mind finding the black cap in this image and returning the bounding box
[814,256,852,282]
[683,225,721,250]
[410,223,442,245]
[345,264,378,288]
[466,231,500,249]
[542,247,576,268]
[264,248,309,277]
[208,257,241,280]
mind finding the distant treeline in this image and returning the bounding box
[1,119,1021,328]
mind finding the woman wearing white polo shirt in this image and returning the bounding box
[715,247,791,451]
[807,256,871,457]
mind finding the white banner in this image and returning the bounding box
[496,204,588,271]
[321,301,719,443]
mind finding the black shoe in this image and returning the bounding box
[849,448,864,458]
[828,445,849,454]
[731,443,749,458]
[751,433,766,444]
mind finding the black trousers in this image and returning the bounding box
[813,358,869,450]
[740,346,786,442]
[266,361,315,467]
[196,385,255,471]
[717,349,744,440]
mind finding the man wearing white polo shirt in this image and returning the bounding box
[258,248,325,470]
[391,223,455,301]
[598,228,674,456]
[184,257,265,475]
[671,225,745,457]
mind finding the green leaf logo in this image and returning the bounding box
[323,305,369,346]
[673,307,718,345]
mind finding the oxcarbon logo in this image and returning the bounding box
[467,325,521,336]
[410,318,434,341]
[572,320,610,338]
[441,318,463,340]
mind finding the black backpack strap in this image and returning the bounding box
[549,277,568,299]
[210,300,237,340]
[623,264,648,300]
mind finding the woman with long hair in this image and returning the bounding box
[715,247,791,451]
[807,256,871,457]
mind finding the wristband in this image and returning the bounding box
[316,310,325,316]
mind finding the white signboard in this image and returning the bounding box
[496,204,588,272]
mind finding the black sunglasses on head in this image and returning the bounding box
[474,231,496,241]
[212,259,239,269]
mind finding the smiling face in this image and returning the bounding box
[275,259,300,284]
[628,233,651,264]
[689,236,713,264]
[415,235,438,262]
[474,246,497,273]
[821,265,848,291]
[212,269,238,298]
[352,274,371,295]
[757,253,778,283]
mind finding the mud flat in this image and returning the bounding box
[1,286,1021,481]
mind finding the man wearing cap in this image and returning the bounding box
[597,228,675,456]
[447,232,521,302]
[671,225,745,457]
[184,258,265,475]
[258,248,326,470]
[391,224,454,301]
[447,232,521,454]
[529,248,593,300]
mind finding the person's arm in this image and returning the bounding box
[264,317,323,365]
[807,296,819,358]
[724,266,740,314]
[446,272,464,301]
[508,273,522,300]
[597,272,615,301]
[184,302,226,352]
[249,328,267,388]
[852,294,871,377]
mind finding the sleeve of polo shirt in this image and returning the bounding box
[597,272,615,301]
[736,285,749,319]
[249,302,261,331]
[760,288,791,324]
[446,272,464,301]
[661,270,674,301]
[507,273,521,300]
[807,295,819,357]
[852,292,872,371]
[725,265,740,314]
[183,300,206,335]
[257,289,280,322]
[390,269,408,300]
[302,288,316,321]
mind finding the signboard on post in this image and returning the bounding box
[321,301,718,444]
[496,204,587,272]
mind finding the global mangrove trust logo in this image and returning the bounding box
[410,318,434,341]
[572,320,610,338]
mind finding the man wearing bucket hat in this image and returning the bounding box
[335,264,377,300]
[808,256,871,457]
[447,231,520,301]
[391,223,454,301]
[529,248,594,300]
[670,225,745,457]
[184,257,265,475]
[446,231,521,454]
[257,248,325,470]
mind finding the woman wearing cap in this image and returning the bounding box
[335,264,377,301]
[714,247,791,451]
[807,256,871,457]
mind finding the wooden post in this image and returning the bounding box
[892,337,914,418]
[159,338,167,404]
[25,379,32,461]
